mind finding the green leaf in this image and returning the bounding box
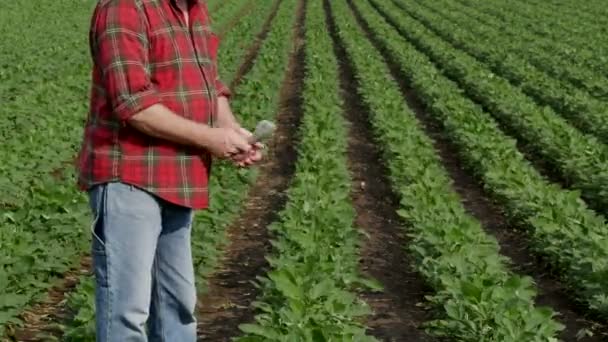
[239,324,280,339]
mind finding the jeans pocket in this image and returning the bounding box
[89,184,108,248]
[92,218,109,287]
[92,217,109,287]
[90,184,109,287]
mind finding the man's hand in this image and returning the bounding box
[201,127,252,159]
[230,127,264,167]
[214,96,264,167]
[126,104,260,164]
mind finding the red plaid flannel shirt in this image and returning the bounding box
[78,0,230,209]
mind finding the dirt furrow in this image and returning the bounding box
[355,0,608,340]
[195,0,307,340]
[324,1,436,340]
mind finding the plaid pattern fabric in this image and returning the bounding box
[78,0,230,209]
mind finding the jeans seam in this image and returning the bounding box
[105,248,113,339]
[154,258,166,342]
[99,186,113,340]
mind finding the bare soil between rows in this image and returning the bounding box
[360,0,608,340]
[195,0,307,340]
[325,1,437,341]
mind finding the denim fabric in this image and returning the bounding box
[89,182,196,341]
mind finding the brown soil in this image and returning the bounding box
[196,1,306,340]
[7,257,92,342]
[324,1,437,341]
[228,0,283,90]
[216,0,256,38]
[357,0,608,340]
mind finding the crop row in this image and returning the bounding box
[516,0,608,33]
[59,0,298,340]
[383,0,608,212]
[456,0,608,78]
[209,0,250,32]
[366,0,608,320]
[434,0,608,99]
[541,0,608,21]
[400,0,608,149]
[330,0,563,340]
[526,0,608,26]
[238,1,376,339]
[217,0,280,82]
[417,2,608,106]
[477,0,605,42]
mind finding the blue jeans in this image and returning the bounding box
[89,182,197,342]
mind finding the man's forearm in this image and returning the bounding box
[128,104,211,148]
[215,96,240,129]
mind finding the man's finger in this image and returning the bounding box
[250,150,262,162]
[231,151,247,161]
[234,140,252,153]
[224,147,239,158]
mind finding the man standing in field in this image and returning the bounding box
[77,0,262,340]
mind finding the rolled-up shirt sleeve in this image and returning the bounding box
[92,2,160,122]
[215,78,231,99]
